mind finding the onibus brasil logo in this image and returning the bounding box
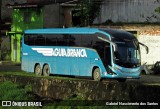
[32,48,87,58]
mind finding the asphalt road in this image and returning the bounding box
[0,64,160,84]
[128,75,160,84]
[0,64,21,72]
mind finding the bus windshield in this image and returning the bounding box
[114,40,141,68]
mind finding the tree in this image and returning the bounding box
[74,0,103,26]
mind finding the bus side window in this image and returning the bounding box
[68,35,76,46]
[69,34,81,47]
[57,34,68,46]
[35,35,45,46]
[45,34,57,46]
[24,34,36,46]
[81,34,93,48]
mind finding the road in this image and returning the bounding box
[0,64,21,72]
[128,75,160,84]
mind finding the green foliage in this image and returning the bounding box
[155,7,160,13]
[74,0,103,26]
[0,81,29,100]
[24,84,33,92]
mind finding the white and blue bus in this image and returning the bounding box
[21,28,148,81]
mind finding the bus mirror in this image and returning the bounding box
[113,44,118,52]
[98,36,118,52]
[139,42,149,54]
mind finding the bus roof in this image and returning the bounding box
[24,28,100,34]
[24,27,136,40]
[101,28,136,40]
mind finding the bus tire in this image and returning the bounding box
[34,64,42,76]
[93,68,101,81]
[43,64,50,76]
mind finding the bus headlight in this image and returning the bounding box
[103,72,107,76]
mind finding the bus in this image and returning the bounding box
[21,28,148,81]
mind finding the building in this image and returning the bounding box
[6,0,74,63]
[1,0,160,66]
[0,0,28,61]
[94,0,160,24]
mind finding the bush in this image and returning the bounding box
[0,81,29,100]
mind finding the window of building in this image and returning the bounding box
[24,11,31,23]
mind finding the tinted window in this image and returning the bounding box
[69,34,93,47]
[57,34,68,46]
[24,34,110,50]
[70,34,81,46]
[92,34,111,67]
[81,34,93,48]
[45,34,57,46]
[92,35,106,59]
[24,34,36,45]
[35,35,45,46]
[68,35,76,46]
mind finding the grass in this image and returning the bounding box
[0,81,32,101]
[0,71,88,81]
[0,81,39,109]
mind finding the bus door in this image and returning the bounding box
[104,44,111,72]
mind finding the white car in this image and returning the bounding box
[140,64,152,75]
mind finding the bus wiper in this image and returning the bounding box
[98,36,118,52]
[139,42,149,54]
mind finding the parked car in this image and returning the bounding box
[140,64,152,75]
[151,61,160,74]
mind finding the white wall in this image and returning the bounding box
[94,0,160,23]
[138,35,160,65]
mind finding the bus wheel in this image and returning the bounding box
[93,68,101,81]
[43,64,50,76]
[35,64,42,76]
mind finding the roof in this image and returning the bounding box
[7,0,79,8]
[100,28,136,41]
[7,4,39,8]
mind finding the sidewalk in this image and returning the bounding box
[0,61,21,72]
[0,61,21,65]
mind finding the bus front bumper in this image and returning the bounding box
[102,66,141,79]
